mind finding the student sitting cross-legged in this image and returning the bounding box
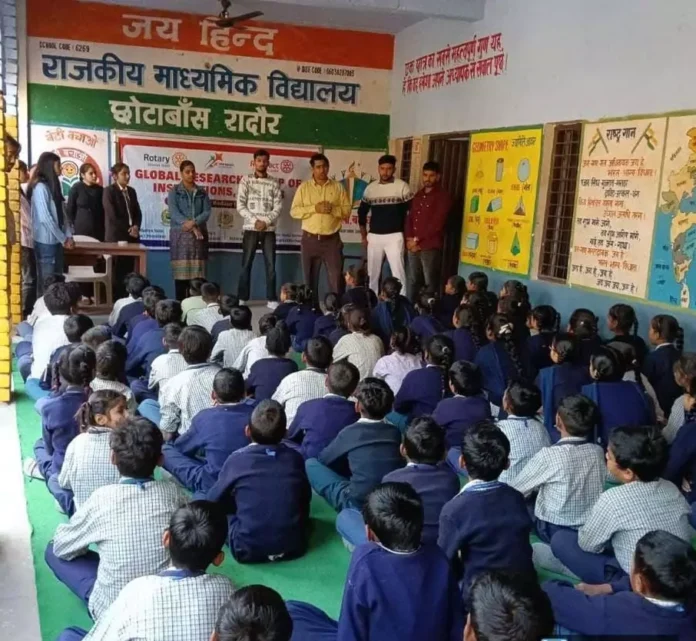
[544,530,696,639]
[45,417,187,620]
[187,281,223,333]
[551,425,693,594]
[111,273,149,339]
[211,294,239,342]
[336,416,459,548]
[39,314,94,395]
[232,312,275,377]
[211,305,255,369]
[287,482,465,641]
[246,324,298,401]
[286,360,360,460]
[181,277,207,323]
[90,340,136,411]
[438,422,535,603]
[145,323,187,403]
[509,394,606,544]
[207,400,311,563]
[372,327,422,395]
[305,377,403,513]
[81,326,112,353]
[162,368,255,495]
[56,501,234,641]
[125,286,166,351]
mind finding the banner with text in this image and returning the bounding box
[460,128,542,275]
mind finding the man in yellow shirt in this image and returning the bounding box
[291,153,351,306]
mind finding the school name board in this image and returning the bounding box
[460,128,542,275]
[569,118,667,299]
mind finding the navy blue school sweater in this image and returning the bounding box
[313,314,337,339]
[437,293,460,329]
[342,286,378,311]
[474,341,525,408]
[438,480,535,596]
[211,318,231,342]
[273,301,297,321]
[394,365,450,420]
[40,386,88,474]
[329,327,349,346]
[165,401,255,492]
[246,357,298,401]
[643,344,683,416]
[445,327,479,363]
[287,394,359,459]
[576,335,603,367]
[40,343,72,390]
[126,315,156,349]
[523,332,554,378]
[371,297,417,349]
[609,333,649,367]
[664,420,696,503]
[410,315,446,343]
[125,328,166,379]
[543,580,696,640]
[383,463,460,545]
[113,301,144,338]
[287,305,321,351]
[432,395,492,449]
[207,442,311,563]
[318,419,403,506]
[334,542,464,641]
[538,362,592,442]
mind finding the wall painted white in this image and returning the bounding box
[391,0,696,137]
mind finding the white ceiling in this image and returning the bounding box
[83,0,485,34]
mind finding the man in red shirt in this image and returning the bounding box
[405,161,453,299]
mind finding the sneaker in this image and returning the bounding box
[267,301,279,311]
[23,458,45,480]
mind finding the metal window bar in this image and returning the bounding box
[400,138,413,182]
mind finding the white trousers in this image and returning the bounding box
[367,232,406,293]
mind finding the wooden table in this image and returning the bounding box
[65,242,148,275]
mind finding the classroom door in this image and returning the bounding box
[427,136,470,290]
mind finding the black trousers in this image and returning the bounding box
[20,245,37,318]
[407,249,442,299]
[238,231,277,302]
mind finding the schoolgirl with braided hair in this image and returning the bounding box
[607,303,648,367]
[568,308,602,367]
[663,353,696,444]
[313,292,341,339]
[371,276,417,350]
[497,292,531,343]
[644,314,685,417]
[410,290,446,344]
[447,304,482,362]
[286,284,321,352]
[524,304,561,376]
[372,326,423,395]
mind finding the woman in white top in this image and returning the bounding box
[372,326,422,394]
[333,307,384,381]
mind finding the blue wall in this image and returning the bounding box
[460,265,696,347]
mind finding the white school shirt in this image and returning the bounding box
[372,351,423,394]
[233,335,270,377]
[272,368,328,424]
[29,313,70,379]
[27,295,48,326]
[149,349,188,392]
[108,295,137,327]
[186,303,224,333]
[333,332,385,381]
[211,328,255,368]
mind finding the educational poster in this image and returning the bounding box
[648,115,696,308]
[30,124,110,197]
[460,128,542,274]
[569,118,666,299]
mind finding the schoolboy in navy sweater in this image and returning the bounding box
[287,483,464,641]
[210,295,239,342]
[125,286,165,350]
[438,422,535,601]
[287,360,360,459]
[665,409,696,504]
[207,400,311,563]
[306,378,403,512]
[162,368,255,495]
[246,324,298,401]
[544,531,696,639]
[111,274,149,339]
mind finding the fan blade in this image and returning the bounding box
[215,11,263,27]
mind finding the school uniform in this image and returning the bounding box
[432,395,492,450]
[112,300,144,339]
[90,377,137,413]
[186,303,223,333]
[551,478,693,591]
[409,314,446,343]
[643,343,683,417]
[125,327,166,380]
[497,415,551,485]
[371,297,417,349]
[543,580,696,640]
[232,335,270,377]
[287,394,359,459]
[576,335,603,368]
[273,300,297,321]
[538,362,592,442]
[445,327,479,363]
[46,478,187,619]
[523,332,554,378]
[437,293,460,329]
[664,419,696,503]
[181,295,206,322]
[211,328,255,368]
[162,401,255,494]
[148,349,187,395]
[307,418,403,511]
[333,332,385,381]
[207,443,311,563]
[581,380,654,447]
[211,318,230,342]
[474,341,523,409]
[329,327,349,347]
[313,313,337,339]
[664,394,686,443]
[372,351,423,395]
[287,304,321,352]
[28,312,70,381]
[246,357,298,401]
[126,315,157,350]
[39,343,71,391]
[342,286,378,311]
[394,365,449,421]
[438,480,535,598]
[272,367,328,425]
[610,333,649,367]
[108,294,138,328]
[287,542,464,641]
[509,437,606,543]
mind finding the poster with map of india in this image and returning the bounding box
[648,114,696,309]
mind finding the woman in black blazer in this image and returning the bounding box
[66,162,105,240]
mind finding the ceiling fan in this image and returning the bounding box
[215,0,264,28]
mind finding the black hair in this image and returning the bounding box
[557,394,599,438]
[66,282,83,308]
[126,274,149,298]
[378,154,397,166]
[295,285,314,308]
[468,571,554,641]
[266,323,291,357]
[345,262,368,288]
[633,531,696,604]
[607,340,645,392]
[75,389,125,432]
[56,344,96,394]
[257,313,277,335]
[27,151,63,216]
[415,290,438,316]
[249,400,286,445]
[389,327,417,355]
[188,278,207,296]
[178,326,213,364]
[447,275,467,297]
[530,305,560,334]
[336,303,354,332]
[200,282,220,302]
[500,280,529,304]
[79,162,96,179]
[110,162,129,177]
[309,153,329,167]
[213,368,245,404]
[403,416,445,465]
[305,336,333,369]
[487,314,525,379]
[214,585,293,641]
[355,377,394,419]
[230,306,253,331]
[41,273,66,290]
[155,299,183,327]
[5,133,20,152]
[109,417,163,478]
[651,315,684,351]
[449,360,483,396]
[569,308,599,339]
[95,340,127,381]
[468,271,489,292]
[254,149,270,160]
[590,345,626,382]
[675,353,696,396]
[504,380,542,417]
[497,294,531,335]
[163,323,183,349]
[64,314,94,343]
[346,307,371,335]
[44,282,72,315]
[362,482,422,553]
[422,160,441,173]
[18,159,28,174]
[453,304,484,350]
[327,360,360,398]
[609,303,639,336]
[280,282,298,301]
[220,294,240,317]
[551,332,576,364]
[609,425,668,482]
[82,326,112,351]
[179,160,195,173]
[168,501,228,572]
[461,420,510,481]
[425,334,455,401]
[142,286,166,317]
[324,292,341,314]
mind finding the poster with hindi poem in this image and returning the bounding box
[569,118,667,299]
[460,128,542,275]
